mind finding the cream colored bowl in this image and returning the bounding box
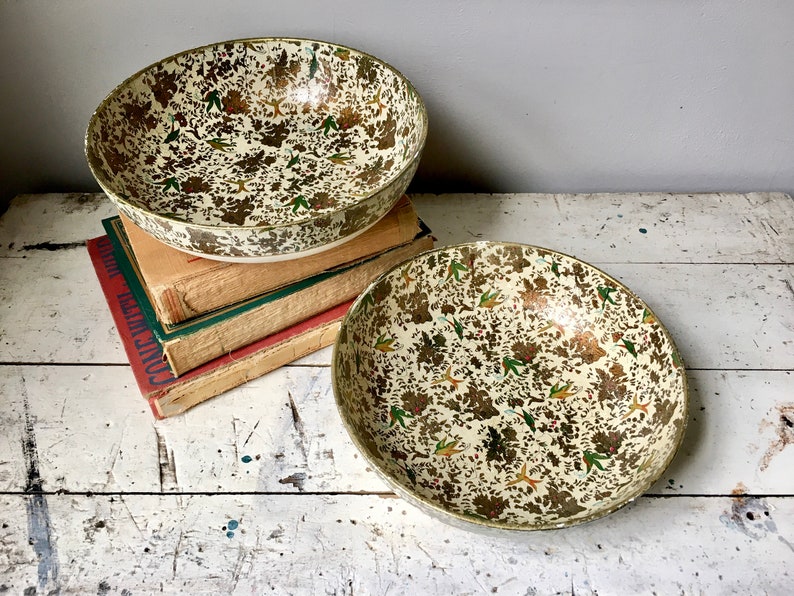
[86,38,427,262]
[333,242,688,531]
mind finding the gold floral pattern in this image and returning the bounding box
[332,242,688,531]
[86,38,427,261]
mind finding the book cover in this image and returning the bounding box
[122,195,420,325]
[104,216,434,376]
[87,234,353,419]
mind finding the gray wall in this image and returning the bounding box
[2,1,793,213]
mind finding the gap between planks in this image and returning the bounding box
[0,362,791,372]
[2,490,792,498]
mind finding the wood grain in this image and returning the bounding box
[1,192,791,595]
[0,493,791,594]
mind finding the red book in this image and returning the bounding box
[87,235,351,419]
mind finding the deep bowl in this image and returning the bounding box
[332,242,688,531]
[86,38,427,262]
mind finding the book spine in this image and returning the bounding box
[152,317,343,418]
[87,236,174,408]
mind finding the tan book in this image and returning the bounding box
[89,232,353,418]
[121,195,420,325]
[104,216,434,377]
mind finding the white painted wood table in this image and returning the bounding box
[1,192,792,595]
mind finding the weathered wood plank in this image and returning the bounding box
[295,263,794,371]
[0,250,126,364]
[0,193,114,257]
[2,239,791,370]
[1,192,792,594]
[2,193,791,367]
[412,192,794,264]
[1,493,792,595]
[2,192,792,265]
[2,366,791,496]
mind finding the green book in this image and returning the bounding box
[102,216,434,376]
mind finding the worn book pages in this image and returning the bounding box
[121,195,420,324]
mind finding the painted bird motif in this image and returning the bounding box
[305,47,319,79]
[439,316,464,339]
[399,462,417,484]
[434,436,465,457]
[286,152,301,169]
[401,265,416,287]
[549,382,579,400]
[613,333,638,359]
[519,409,537,432]
[366,86,386,114]
[389,405,414,428]
[204,90,222,112]
[479,288,504,309]
[431,366,463,390]
[358,292,375,314]
[445,259,469,283]
[582,450,610,475]
[550,260,561,278]
[222,178,253,193]
[158,177,180,192]
[316,115,338,136]
[506,408,536,433]
[287,194,310,213]
[206,137,234,152]
[597,286,617,310]
[621,394,650,420]
[328,152,353,165]
[505,463,542,489]
[374,334,397,352]
[163,116,180,143]
[501,356,526,378]
[264,98,285,118]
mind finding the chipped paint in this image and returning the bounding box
[154,426,178,491]
[720,483,794,552]
[21,241,85,251]
[278,472,307,491]
[21,382,59,591]
[759,403,794,471]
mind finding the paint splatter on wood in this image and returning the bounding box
[759,403,794,471]
[20,382,59,591]
[154,426,178,491]
[278,472,307,491]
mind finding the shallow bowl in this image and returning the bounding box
[86,38,427,262]
[332,242,688,531]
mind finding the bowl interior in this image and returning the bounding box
[86,38,426,228]
[333,242,688,530]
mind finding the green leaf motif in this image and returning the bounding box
[204,90,222,113]
[501,356,525,377]
[307,48,319,79]
[161,177,179,192]
[597,286,617,310]
[290,195,310,213]
[163,129,179,143]
[317,115,338,136]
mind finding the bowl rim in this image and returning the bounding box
[84,36,429,232]
[331,240,690,531]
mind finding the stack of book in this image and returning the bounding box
[88,196,433,418]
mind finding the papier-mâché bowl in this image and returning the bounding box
[332,242,688,531]
[85,38,427,262]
